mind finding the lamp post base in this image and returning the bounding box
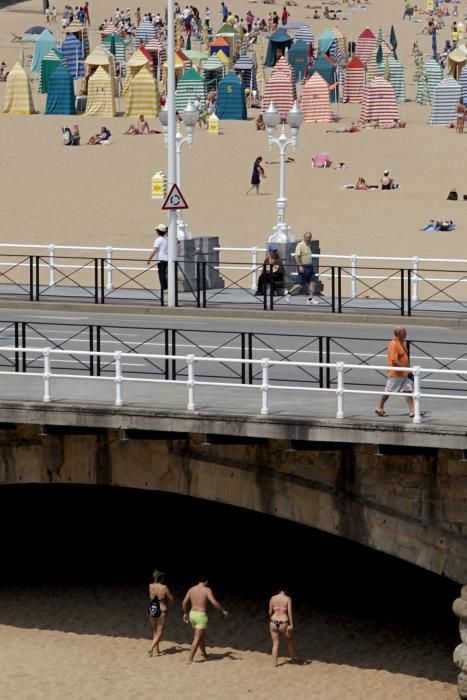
[177,219,192,241]
[268,223,295,244]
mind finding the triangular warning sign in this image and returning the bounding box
[161,183,189,210]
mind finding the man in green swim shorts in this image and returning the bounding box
[182,577,228,663]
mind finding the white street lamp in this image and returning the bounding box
[165,0,177,307]
[263,100,304,243]
[159,101,197,241]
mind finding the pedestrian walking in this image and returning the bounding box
[182,576,228,663]
[375,326,422,418]
[269,587,296,667]
[147,570,174,656]
[246,156,266,195]
[147,223,168,292]
[456,98,465,134]
[285,231,321,304]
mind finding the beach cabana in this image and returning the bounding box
[65,19,90,57]
[85,65,116,117]
[386,55,405,103]
[262,56,297,119]
[175,67,206,112]
[448,48,467,81]
[308,55,338,102]
[202,54,225,88]
[216,72,246,119]
[61,33,84,78]
[355,27,377,66]
[3,62,36,114]
[135,19,155,46]
[301,73,333,122]
[288,39,308,81]
[45,63,76,114]
[295,25,313,47]
[210,36,230,59]
[265,27,293,67]
[429,75,461,125]
[39,48,65,93]
[420,58,443,104]
[146,37,167,79]
[360,76,399,124]
[102,33,127,64]
[343,55,365,103]
[331,27,346,57]
[318,28,338,60]
[460,64,467,100]
[366,43,390,82]
[31,29,55,73]
[215,23,239,60]
[124,65,159,117]
[234,54,257,93]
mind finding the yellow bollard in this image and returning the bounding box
[208,114,219,135]
[151,171,167,200]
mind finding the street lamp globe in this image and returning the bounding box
[263,101,280,135]
[287,101,304,131]
[181,101,199,129]
[159,103,168,128]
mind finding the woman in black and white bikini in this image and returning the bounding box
[147,570,174,656]
[268,587,296,667]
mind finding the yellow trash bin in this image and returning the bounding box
[208,114,219,135]
[151,171,167,200]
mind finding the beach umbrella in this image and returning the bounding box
[390,25,397,59]
[432,31,437,59]
[25,25,47,35]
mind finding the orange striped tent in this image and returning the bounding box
[301,73,333,122]
[343,55,365,103]
[262,56,297,119]
[359,76,399,125]
[355,27,377,66]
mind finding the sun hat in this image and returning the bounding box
[155,223,168,233]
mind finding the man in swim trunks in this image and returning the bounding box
[182,577,228,663]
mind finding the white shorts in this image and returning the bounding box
[384,376,413,394]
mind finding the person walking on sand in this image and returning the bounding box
[375,326,423,418]
[246,156,266,195]
[182,577,228,663]
[269,587,296,667]
[147,570,174,656]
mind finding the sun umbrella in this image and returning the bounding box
[390,25,397,59]
[432,30,438,59]
[25,25,47,34]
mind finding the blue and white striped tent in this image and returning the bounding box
[460,64,467,100]
[61,33,84,78]
[429,75,461,124]
[386,55,405,103]
[233,54,257,92]
[45,63,76,114]
[295,25,313,47]
[135,19,155,46]
[417,58,443,104]
[318,28,338,61]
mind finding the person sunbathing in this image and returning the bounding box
[88,126,111,144]
[124,115,150,134]
[355,176,369,190]
[256,113,266,130]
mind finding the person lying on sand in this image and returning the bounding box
[326,122,360,133]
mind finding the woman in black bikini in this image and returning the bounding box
[148,570,174,656]
[268,588,296,667]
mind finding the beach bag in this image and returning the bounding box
[148,597,161,618]
[447,189,458,201]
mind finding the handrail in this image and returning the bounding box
[1,344,466,424]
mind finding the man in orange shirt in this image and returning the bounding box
[375,326,416,418]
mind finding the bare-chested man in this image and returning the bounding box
[182,577,228,663]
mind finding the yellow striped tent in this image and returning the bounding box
[3,61,36,114]
[85,65,116,117]
[124,50,159,117]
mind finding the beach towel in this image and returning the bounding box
[421,222,456,231]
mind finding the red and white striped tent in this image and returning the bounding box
[343,55,365,103]
[262,56,297,119]
[359,76,399,124]
[355,27,377,66]
[301,73,333,122]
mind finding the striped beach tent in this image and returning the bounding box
[202,54,225,88]
[265,27,293,67]
[175,67,206,112]
[39,48,65,93]
[343,55,365,103]
[85,65,116,116]
[366,43,390,82]
[215,22,239,60]
[31,29,55,73]
[262,56,297,119]
[135,19,155,46]
[331,27,346,57]
[101,21,126,39]
[386,55,405,103]
[3,62,36,114]
[360,76,399,124]
[295,25,313,47]
[61,33,84,78]
[460,64,467,100]
[355,27,377,66]
[319,28,338,61]
[65,19,90,57]
[234,54,257,92]
[429,75,461,125]
[45,63,76,114]
[421,58,443,104]
[288,39,308,81]
[146,36,167,79]
[124,65,159,117]
[216,72,247,119]
[308,55,338,102]
[301,73,333,122]
[102,33,127,64]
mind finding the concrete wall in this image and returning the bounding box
[0,423,466,582]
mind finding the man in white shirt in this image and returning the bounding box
[147,223,169,291]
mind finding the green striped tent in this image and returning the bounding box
[175,67,207,112]
[417,58,443,104]
[385,55,405,102]
[102,33,127,64]
[39,48,65,93]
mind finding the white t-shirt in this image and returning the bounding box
[154,235,168,261]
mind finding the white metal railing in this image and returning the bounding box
[1,345,466,425]
[2,243,467,301]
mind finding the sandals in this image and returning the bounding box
[375,409,388,417]
[409,411,426,418]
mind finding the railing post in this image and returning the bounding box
[106,246,113,291]
[48,243,56,287]
[331,266,335,313]
[351,254,358,299]
[337,267,342,313]
[187,353,196,410]
[202,262,207,308]
[43,347,51,403]
[260,357,269,416]
[407,268,412,317]
[196,261,201,308]
[114,350,123,406]
[412,256,419,302]
[29,256,34,301]
[251,246,259,291]
[336,361,344,419]
[400,268,405,316]
[412,366,422,424]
